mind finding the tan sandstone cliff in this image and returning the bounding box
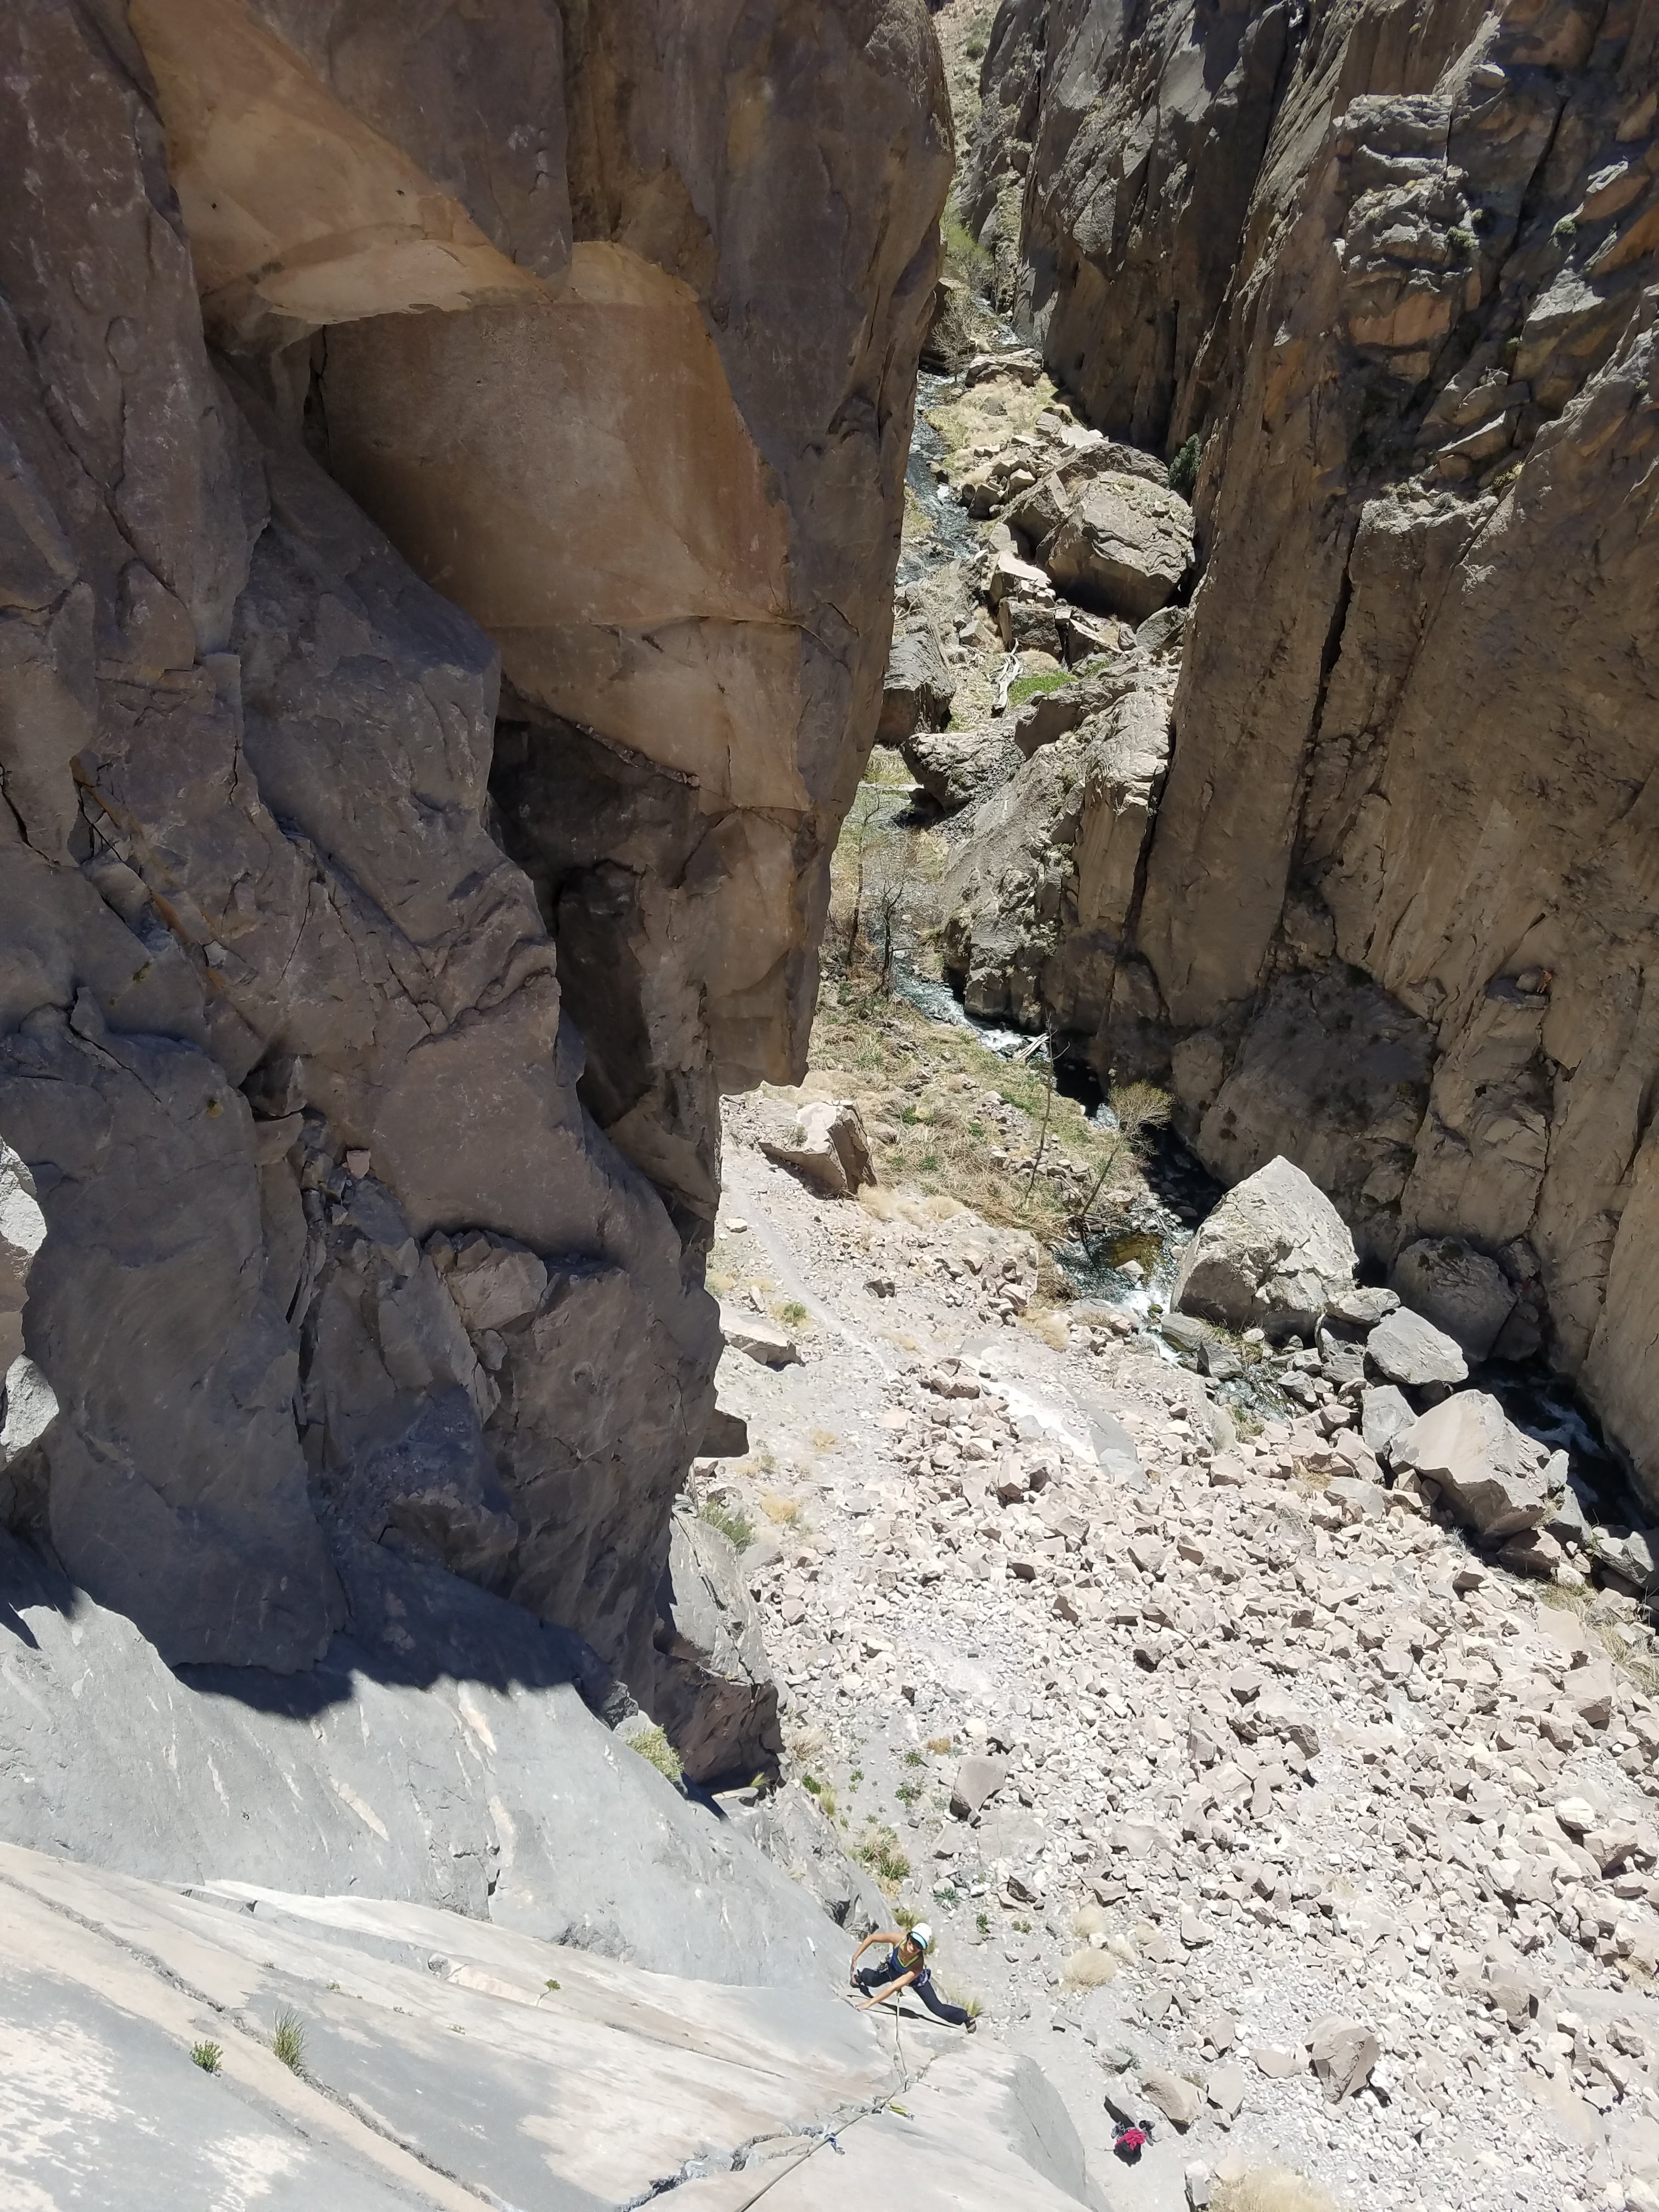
[948,0,1659,1495]
[0,0,949,1731]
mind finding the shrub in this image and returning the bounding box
[1553,214,1577,242]
[699,1499,754,1551]
[855,1826,912,1885]
[271,2010,306,2075]
[630,1724,684,1785]
[778,1299,809,1328]
[1062,1949,1121,1987]
[190,2040,223,2074]
[1167,433,1202,498]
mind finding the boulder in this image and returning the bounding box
[1043,474,1194,621]
[652,1514,783,1786]
[877,620,957,743]
[1173,1156,1357,1338]
[1327,1285,1400,1328]
[1310,2017,1379,2103]
[1391,1392,1566,1540]
[898,725,1020,812]
[1360,1383,1415,1460]
[1391,1238,1516,1360]
[759,1099,877,1198]
[1141,2068,1204,2129]
[1364,1307,1469,1387]
[950,1753,1011,1819]
[0,1139,46,1370]
[719,1308,802,1368]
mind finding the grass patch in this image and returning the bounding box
[927,1735,955,1755]
[190,2040,223,2074]
[271,2010,306,2075]
[802,1773,838,1820]
[855,1825,912,1886]
[699,1499,755,1551]
[630,1725,684,1785]
[760,1493,803,1525]
[904,1748,926,1767]
[777,1298,809,1329]
[1006,667,1073,708]
[1167,433,1201,499]
[942,213,992,290]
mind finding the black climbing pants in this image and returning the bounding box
[854,1966,970,2026]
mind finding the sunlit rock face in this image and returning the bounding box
[0,0,947,1714]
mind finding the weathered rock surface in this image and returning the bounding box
[0,1836,1098,2212]
[1392,1237,1518,1362]
[0,1527,832,1985]
[1393,1392,1566,1542]
[654,1511,784,1786]
[900,724,1022,814]
[964,0,1659,1494]
[881,619,958,743]
[1365,1307,1470,1391]
[1042,474,1194,621]
[760,1098,879,1199]
[0,0,949,1769]
[1173,1158,1358,1340]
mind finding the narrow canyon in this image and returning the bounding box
[0,3,1656,2210]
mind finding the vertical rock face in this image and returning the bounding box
[0,0,948,1697]
[966,0,1659,1492]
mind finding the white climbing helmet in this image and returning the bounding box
[909,1922,934,1952]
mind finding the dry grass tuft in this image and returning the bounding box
[1214,2169,1339,2212]
[1071,1902,1108,1939]
[760,1493,803,1526]
[1060,1949,1121,1987]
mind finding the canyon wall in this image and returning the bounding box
[961,0,1659,1488]
[0,0,947,1722]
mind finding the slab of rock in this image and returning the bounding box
[1043,474,1194,621]
[1360,1383,1415,1460]
[1391,1237,1516,1359]
[653,1514,782,1785]
[1206,2062,1247,2120]
[1328,1285,1400,1328]
[1310,2016,1379,2103]
[951,1753,1011,1819]
[758,1099,876,1198]
[898,725,1019,813]
[1173,1156,1357,1338]
[719,1309,802,1367]
[878,620,956,742]
[1142,2068,1204,2129]
[1392,1392,1564,1539]
[1365,1307,1469,1387]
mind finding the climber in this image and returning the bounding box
[1111,2120,1153,2164]
[849,1922,977,2029]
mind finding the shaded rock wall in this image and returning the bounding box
[965,0,1659,1491]
[0,0,947,1719]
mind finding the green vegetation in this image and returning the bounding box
[630,1725,684,1785]
[544,1979,561,1992]
[1005,667,1074,709]
[271,2010,306,2075]
[1448,226,1476,258]
[976,1911,991,1935]
[1167,433,1202,498]
[904,1748,925,1767]
[190,2040,223,2074]
[699,1498,755,1551]
[854,1825,912,1886]
[778,1299,809,1329]
[941,213,992,290]
[1553,214,1578,243]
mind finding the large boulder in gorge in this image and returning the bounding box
[899,725,1021,813]
[1391,1238,1517,1361]
[878,620,957,743]
[1042,474,1194,622]
[1173,1156,1357,1339]
[758,1097,878,1198]
[1365,1307,1469,1389]
[1392,1392,1566,1542]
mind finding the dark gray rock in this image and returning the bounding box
[879,620,957,742]
[653,1514,783,1786]
[0,1525,831,1985]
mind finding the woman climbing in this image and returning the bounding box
[848,1922,978,2028]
